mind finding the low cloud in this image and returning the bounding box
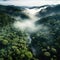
[0,0,60,6]
[13,7,49,33]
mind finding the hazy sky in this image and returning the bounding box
[0,0,60,6]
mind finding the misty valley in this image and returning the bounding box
[0,5,60,60]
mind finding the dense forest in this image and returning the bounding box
[0,5,60,60]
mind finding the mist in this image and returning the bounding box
[13,6,49,33]
[0,0,60,6]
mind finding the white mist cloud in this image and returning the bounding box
[0,0,60,6]
[13,20,37,32]
[13,20,49,33]
[13,8,40,32]
[13,7,49,33]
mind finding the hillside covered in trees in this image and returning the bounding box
[0,5,60,60]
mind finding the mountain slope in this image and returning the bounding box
[0,4,60,60]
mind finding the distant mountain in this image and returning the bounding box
[0,5,29,19]
[0,4,60,18]
[37,4,60,18]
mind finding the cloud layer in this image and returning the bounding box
[0,0,60,6]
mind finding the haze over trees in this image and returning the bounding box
[0,5,60,60]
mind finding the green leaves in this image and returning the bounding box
[0,25,35,60]
[2,40,8,45]
[44,52,51,57]
[25,52,33,59]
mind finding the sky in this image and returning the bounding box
[0,0,60,6]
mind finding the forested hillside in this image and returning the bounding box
[0,5,60,60]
